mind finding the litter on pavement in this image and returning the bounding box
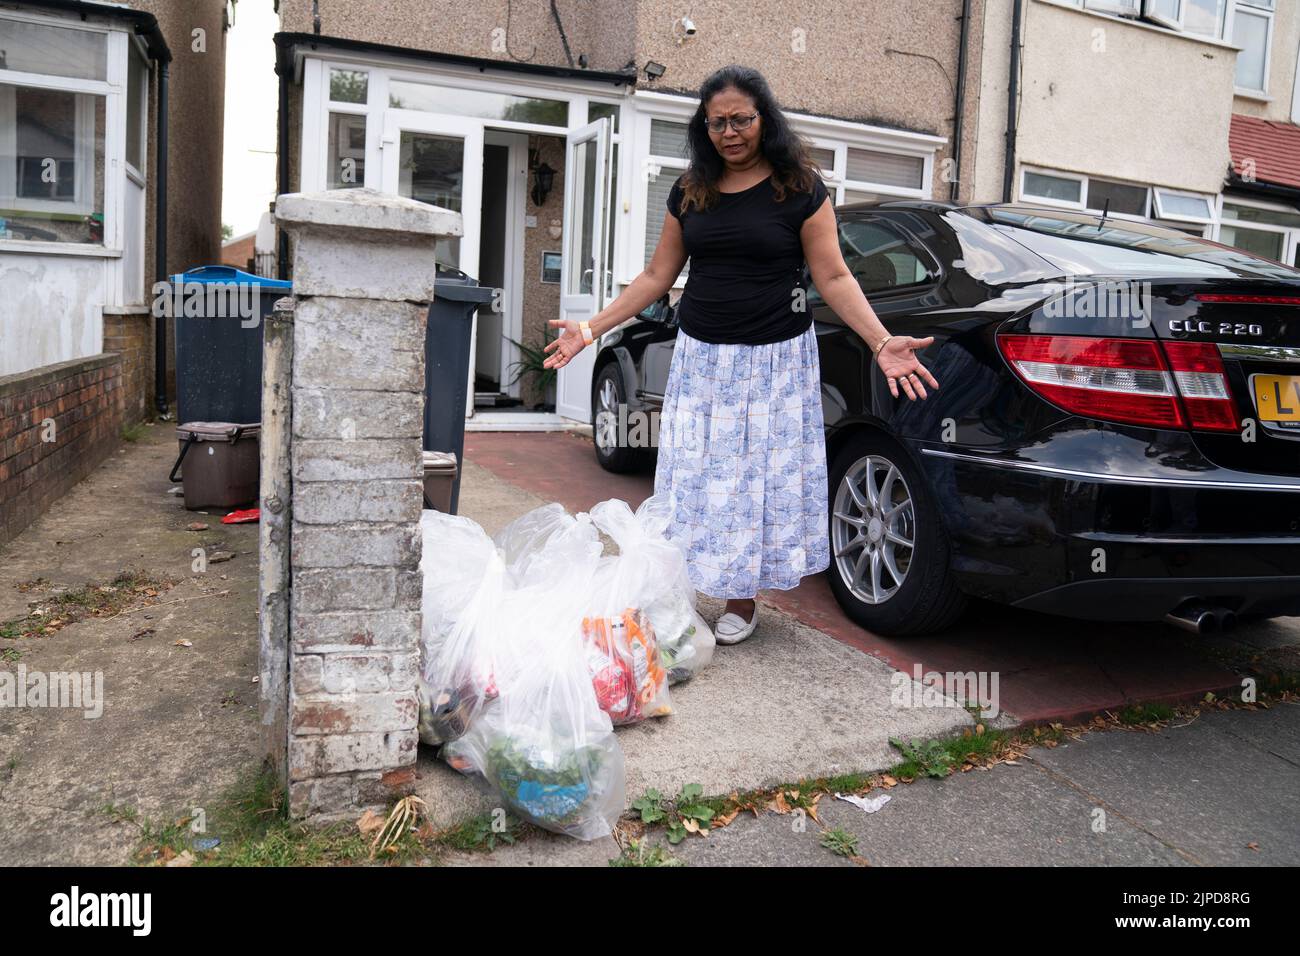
[835,792,892,814]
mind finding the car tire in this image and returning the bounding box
[826,430,966,636]
[592,363,651,473]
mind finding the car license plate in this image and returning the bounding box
[1252,374,1300,422]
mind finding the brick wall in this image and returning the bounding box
[0,355,124,547]
[103,312,154,426]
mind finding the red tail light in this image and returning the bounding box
[998,335,1239,432]
[1161,341,1238,432]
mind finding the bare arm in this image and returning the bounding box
[543,210,687,370]
[801,199,940,401]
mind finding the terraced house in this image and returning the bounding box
[0,0,228,544]
[271,0,985,428]
[975,0,1300,254]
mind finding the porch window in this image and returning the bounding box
[126,41,146,174]
[329,68,368,105]
[388,80,567,126]
[644,119,689,274]
[326,112,366,189]
[0,84,105,243]
[0,17,107,81]
[0,16,109,245]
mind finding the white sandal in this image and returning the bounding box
[714,606,758,645]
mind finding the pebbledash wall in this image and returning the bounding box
[0,356,123,544]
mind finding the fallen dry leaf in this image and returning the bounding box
[712,808,741,828]
[356,809,385,837]
[172,639,193,648]
[1247,842,1260,851]
[881,775,898,788]
[187,522,208,532]
[165,850,196,868]
[681,818,700,834]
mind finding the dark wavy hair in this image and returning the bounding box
[676,65,823,215]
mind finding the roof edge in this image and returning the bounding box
[273,31,637,87]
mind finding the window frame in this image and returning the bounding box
[0,9,126,254]
[124,34,149,184]
[1226,0,1274,96]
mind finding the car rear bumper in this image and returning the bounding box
[918,444,1300,621]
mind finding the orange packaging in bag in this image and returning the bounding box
[581,608,672,725]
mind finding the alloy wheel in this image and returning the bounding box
[832,454,915,605]
[595,375,620,451]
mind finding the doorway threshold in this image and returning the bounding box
[465,410,591,434]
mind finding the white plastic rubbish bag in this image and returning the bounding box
[591,494,714,688]
[416,510,506,746]
[441,511,623,840]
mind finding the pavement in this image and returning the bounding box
[442,700,1300,867]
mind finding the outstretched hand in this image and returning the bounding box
[542,319,586,370]
[877,335,940,400]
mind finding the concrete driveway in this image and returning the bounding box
[463,430,1300,724]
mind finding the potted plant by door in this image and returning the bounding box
[505,326,558,412]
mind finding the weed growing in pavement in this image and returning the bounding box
[820,828,859,857]
[609,837,685,867]
[120,422,149,442]
[1117,703,1177,726]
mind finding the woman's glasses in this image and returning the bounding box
[705,111,759,134]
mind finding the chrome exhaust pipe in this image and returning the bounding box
[1212,607,1237,633]
[1165,603,1218,634]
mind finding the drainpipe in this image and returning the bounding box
[949,0,972,202]
[1003,0,1024,202]
[154,57,170,415]
[276,37,291,281]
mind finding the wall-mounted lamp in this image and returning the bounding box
[643,60,666,81]
[673,16,697,44]
[531,162,555,206]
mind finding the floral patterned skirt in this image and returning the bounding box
[653,324,831,599]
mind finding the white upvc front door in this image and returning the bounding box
[556,116,614,424]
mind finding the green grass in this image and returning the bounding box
[1117,703,1177,725]
[120,422,149,442]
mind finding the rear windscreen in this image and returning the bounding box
[982,207,1300,281]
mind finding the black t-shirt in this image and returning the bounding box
[666,172,829,345]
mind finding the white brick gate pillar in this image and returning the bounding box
[271,188,462,821]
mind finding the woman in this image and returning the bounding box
[544,65,938,645]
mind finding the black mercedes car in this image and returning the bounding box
[591,201,1300,636]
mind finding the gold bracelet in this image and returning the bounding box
[873,333,893,355]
